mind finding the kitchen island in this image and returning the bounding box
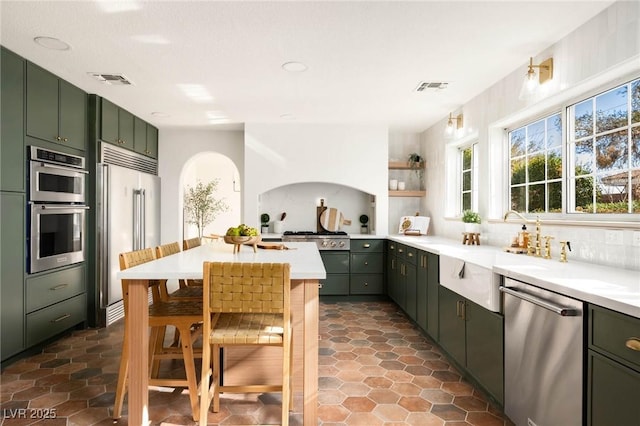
[117,241,326,425]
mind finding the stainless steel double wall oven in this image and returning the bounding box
[27,146,88,274]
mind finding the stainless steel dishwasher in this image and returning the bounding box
[500,278,584,426]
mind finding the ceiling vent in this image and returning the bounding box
[89,73,133,85]
[415,81,448,92]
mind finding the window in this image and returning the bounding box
[567,78,640,214]
[460,143,477,213]
[508,113,563,213]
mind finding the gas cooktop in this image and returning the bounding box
[281,231,350,250]
[283,231,348,236]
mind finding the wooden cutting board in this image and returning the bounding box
[319,207,352,231]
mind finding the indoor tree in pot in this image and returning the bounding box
[184,179,229,238]
[462,210,481,233]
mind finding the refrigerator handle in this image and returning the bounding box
[141,189,146,248]
[98,164,109,309]
[133,189,141,250]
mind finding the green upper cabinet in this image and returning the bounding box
[25,62,86,151]
[133,117,158,159]
[1,47,25,192]
[101,98,157,158]
[100,98,134,149]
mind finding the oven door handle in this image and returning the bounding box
[499,286,579,316]
[36,205,90,210]
[40,163,89,174]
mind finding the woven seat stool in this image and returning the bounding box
[198,262,293,426]
[113,248,203,422]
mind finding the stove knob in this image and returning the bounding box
[321,241,329,247]
[330,241,337,247]
[338,241,345,247]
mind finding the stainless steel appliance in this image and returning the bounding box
[282,231,350,250]
[500,278,584,426]
[96,143,160,325]
[29,146,86,203]
[28,203,88,273]
[27,147,88,274]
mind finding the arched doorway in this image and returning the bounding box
[180,152,241,239]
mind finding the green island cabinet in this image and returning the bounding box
[438,285,504,404]
[416,250,439,339]
[319,251,350,296]
[1,47,25,192]
[1,192,25,361]
[587,305,640,425]
[26,61,87,151]
[350,239,384,295]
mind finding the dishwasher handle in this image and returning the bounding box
[499,286,580,317]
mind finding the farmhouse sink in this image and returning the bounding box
[439,254,501,312]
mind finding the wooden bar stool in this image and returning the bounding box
[156,242,203,300]
[199,262,293,426]
[113,248,203,422]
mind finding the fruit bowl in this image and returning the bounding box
[223,235,262,253]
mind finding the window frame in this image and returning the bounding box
[459,142,478,214]
[503,72,640,223]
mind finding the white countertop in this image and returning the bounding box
[117,241,326,281]
[388,235,640,318]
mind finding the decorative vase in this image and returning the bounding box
[464,223,480,233]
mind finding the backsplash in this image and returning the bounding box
[259,182,374,234]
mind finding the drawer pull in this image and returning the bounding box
[51,313,71,323]
[318,284,323,289]
[50,284,69,291]
[364,261,368,265]
[626,337,640,352]
[363,243,371,248]
[408,252,414,257]
[364,282,368,286]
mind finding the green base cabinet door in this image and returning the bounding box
[438,285,466,365]
[1,192,25,361]
[588,350,640,426]
[426,253,439,339]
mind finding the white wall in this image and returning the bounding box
[158,129,243,244]
[421,1,640,270]
[244,123,389,234]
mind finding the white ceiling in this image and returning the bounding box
[0,1,614,133]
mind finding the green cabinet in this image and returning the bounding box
[25,265,86,313]
[26,62,86,151]
[587,304,640,425]
[133,119,158,158]
[386,241,400,303]
[1,192,25,361]
[1,47,25,192]
[100,98,134,149]
[426,252,439,339]
[438,285,504,404]
[319,251,350,296]
[26,294,86,347]
[350,239,384,295]
[386,242,416,316]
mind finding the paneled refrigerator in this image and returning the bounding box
[96,143,160,326]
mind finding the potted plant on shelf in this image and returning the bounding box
[462,210,481,233]
[183,179,229,238]
[260,213,270,234]
[407,153,424,189]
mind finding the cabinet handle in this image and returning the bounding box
[318,283,323,289]
[390,244,395,250]
[363,243,371,248]
[56,136,62,141]
[51,313,71,323]
[461,302,467,321]
[63,137,68,142]
[408,252,414,257]
[50,283,69,291]
[145,150,150,154]
[398,249,404,254]
[364,261,368,266]
[626,337,640,352]
[364,282,368,286]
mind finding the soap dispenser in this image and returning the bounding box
[518,225,529,248]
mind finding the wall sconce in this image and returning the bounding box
[519,57,553,100]
[445,113,464,138]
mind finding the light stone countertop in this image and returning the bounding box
[117,241,326,281]
[388,235,640,318]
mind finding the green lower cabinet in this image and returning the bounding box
[1,192,25,361]
[426,253,439,339]
[588,350,640,426]
[438,285,504,405]
[26,293,86,346]
[320,252,350,296]
[403,260,417,320]
[320,274,349,296]
[350,274,383,294]
[416,251,428,332]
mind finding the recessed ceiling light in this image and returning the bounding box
[151,112,170,118]
[34,36,70,51]
[282,62,307,72]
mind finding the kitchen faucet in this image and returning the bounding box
[503,210,543,257]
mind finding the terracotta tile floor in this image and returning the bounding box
[1,301,512,425]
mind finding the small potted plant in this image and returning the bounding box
[462,210,481,233]
[407,153,424,189]
[260,213,270,234]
